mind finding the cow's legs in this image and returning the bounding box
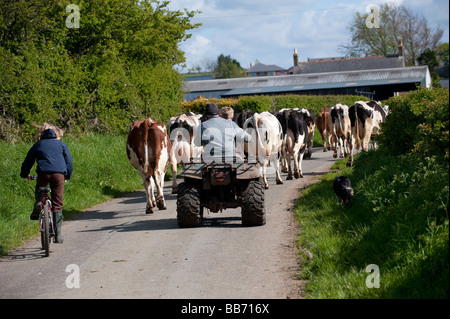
[293,142,303,179]
[262,163,269,189]
[343,137,349,157]
[347,133,355,167]
[154,171,167,210]
[293,150,299,179]
[144,176,156,214]
[285,130,295,180]
[305,131,314,158]
[332,133,338,158]
[280,143,288,173]
[321,132,327,152]
[169,140,181,194]
[362,126,373,151]
[286,154,293,180]
[271,153,283,185]
[293,142,305,179]
[171,160,178,194]
[296,149,305,178]
[339,136,345,158]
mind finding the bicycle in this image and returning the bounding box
[28,175,54,257]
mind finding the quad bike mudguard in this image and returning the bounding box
[179,162,262,180]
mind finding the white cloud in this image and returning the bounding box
[170,0,449,72]
[185,35,212,56]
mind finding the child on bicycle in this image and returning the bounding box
[20,128,73,243]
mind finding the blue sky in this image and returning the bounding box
[167,0,449,72]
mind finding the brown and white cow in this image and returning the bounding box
[167,112,202,194]
[277,109,309,180]
[126,117,171,214]
[329,104,352,160]
[244,111,283,189]
[316,108,333,152]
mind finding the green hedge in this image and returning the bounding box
[182,94,369,115]
[380,86,449,161]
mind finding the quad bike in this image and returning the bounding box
[176,162,266,227]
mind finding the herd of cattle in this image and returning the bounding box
[126,100,389,214]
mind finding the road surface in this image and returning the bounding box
[0,148,337,299]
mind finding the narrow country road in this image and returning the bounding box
[0,148,337,299]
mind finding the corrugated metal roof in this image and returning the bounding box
[221,77,426,96]
[184,66,430,94]
[293,55,405,74]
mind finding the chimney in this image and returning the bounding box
[293,48,299,66]
[398,40,403,57]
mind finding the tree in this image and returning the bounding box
[213,54,247,79]
[436,43,449,69]
[339,3,444,66]
[0,0,200,140]
[417,49,440,82]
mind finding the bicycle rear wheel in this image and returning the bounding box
[40,203,51,257]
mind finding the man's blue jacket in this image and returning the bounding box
[20,129,73,180]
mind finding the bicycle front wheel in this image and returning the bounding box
[40,203,51,257]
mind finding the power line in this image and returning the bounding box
[191,5,356,20]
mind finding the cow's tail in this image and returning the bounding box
[253,115,266,163]
[354,104,359,150]
[144,119,150,174]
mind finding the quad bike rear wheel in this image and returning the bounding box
[240,179,266,226]
[176,181,202,228]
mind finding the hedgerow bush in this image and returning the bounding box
[273,95,369,112]
[180,96,240,114]
[379,86,449,161]
[181,94,368,116]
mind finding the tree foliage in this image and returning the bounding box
[340,3,443,66]
[213,54,247,79]
[379,86,449,161]
[0,0,200,142]
[417,48,440,82]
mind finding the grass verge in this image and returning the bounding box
[294,150,449,298]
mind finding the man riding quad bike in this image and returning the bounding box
[176,103,266,227]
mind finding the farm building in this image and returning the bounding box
[183,44,431,101]
[183,66,431,101]
[246,62,289,77]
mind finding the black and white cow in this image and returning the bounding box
[277,109,309,180]
[243,111,284,189]
[329,104,352,160]
[347,100,387,166]
[167,112,202,193]
[301,108,315,159]
[233,109,255,128]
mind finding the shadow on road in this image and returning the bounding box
[0,247,49,262]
